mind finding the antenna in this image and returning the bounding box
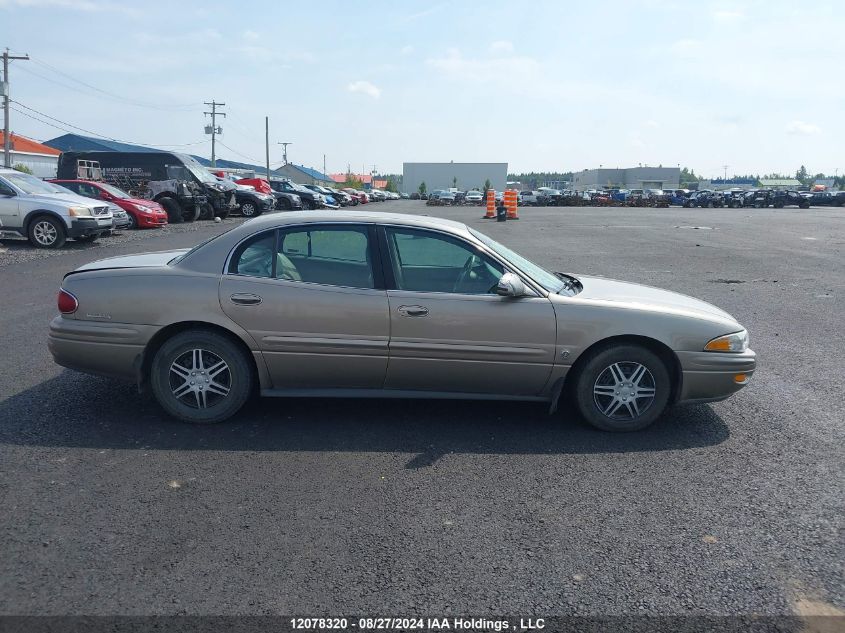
[277,142,292,165]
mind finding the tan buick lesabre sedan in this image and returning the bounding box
[48,211,756,431]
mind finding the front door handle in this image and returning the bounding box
[230,293,262,306]
[398,305,429,317]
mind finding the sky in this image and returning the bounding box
[1,0,843,178]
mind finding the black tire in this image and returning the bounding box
[572,344,671,432]
[278,197,292,211]
[240,200,261,217]
[217,205,230,220]
[183,204,200,223]
[126,213,138,230]
[159,197,183,224]
[199,203,215,220]
[302,198,315,210]
[150,330,253,424]
[27,215,67,249]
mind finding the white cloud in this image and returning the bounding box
[401,45,414,56]
[713,9,744,20]
[347,80,381,99]
[786,120,821,135]
[489,40,514,55]
[0,0,139,15]
[243,30,260,41]
[427,48,539,83]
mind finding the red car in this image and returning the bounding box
[342,188,369,204]
[234,177,274,195]
[49,180,168,229]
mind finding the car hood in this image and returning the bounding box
[120,197,162,209]
[571,274,738,322]
[73,249,188,272]
[27,193,101,208]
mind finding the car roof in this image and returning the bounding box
[239,210,469,233]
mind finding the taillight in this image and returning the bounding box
[58,288,78,314]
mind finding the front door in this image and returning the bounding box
[0,177,20,229]
[381,226,557,396]
[220,224,390,390]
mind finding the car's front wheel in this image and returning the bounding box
[572,344,671,431]
[150,330,253,424]
[28,216,67,249]
[240,201,261,217]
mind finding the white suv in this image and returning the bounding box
[0,169,113,248]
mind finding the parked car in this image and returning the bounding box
[832,192,845,207]
[300,184,340,208]
[369,189,387,202]
[56,151,238,223]
[400,192,410,199]
[770,190,810,209]
[410,192,421,200]
[519,190,545,206]
[343,188,369,204]
[49,179,167,229]
[465,190,484,205]
[326,187,355,206]
[219,179,276,218]
[236,178,302,211]
[268,179,326,210]
[742,190,773,208]
[0,168,113,248]
[46,181,130,231]
[49,211,755,431]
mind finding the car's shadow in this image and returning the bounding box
[0,371,730,468]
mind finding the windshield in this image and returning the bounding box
[3,172,58,195]
[179,156,217,183]
[469,228,565,294]
[98,183,131,198]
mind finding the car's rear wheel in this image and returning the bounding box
[199,203,215,220]
[572,344,671,432]
[150,330,253,424]
[158,197,183,224]
[278,197,292,211]
[28,216,66,249]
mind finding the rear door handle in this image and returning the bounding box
[230,293,262,306]
[398,305,429,317]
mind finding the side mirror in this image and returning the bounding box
[496,272,527,297]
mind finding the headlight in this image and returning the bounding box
[704,330,749,353]
[133,204,153,213]
[68,206,92,217]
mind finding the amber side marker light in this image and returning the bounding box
[734,373,748,384]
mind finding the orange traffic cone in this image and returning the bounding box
[484,189,496,218]
[505,189,519,219]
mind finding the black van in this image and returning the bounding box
[56,151,238,223]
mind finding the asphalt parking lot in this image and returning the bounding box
[1,201,842,619]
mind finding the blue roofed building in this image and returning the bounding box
[273,163,334,186]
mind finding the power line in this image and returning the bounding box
[10,101,208,148]
[216,140,264,165]
[17,54,202,112]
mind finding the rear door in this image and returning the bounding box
[220,223,390,390]
[380,226,557,396]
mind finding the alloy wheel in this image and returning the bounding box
[33,221,59,246]
[593,361,656,421]
[169,349,231,409]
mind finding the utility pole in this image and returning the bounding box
[323,154,326,177]
[278,142,292,166]
[371,164,377,190]
[722,164,729,182]
[203,100,225,168]
[265,116,270,180]
[3,48,30,168]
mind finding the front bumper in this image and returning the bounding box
[136,212,168,228]
[676,349,756,403]
[68,217,113,238]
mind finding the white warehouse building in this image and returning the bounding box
[403,162,508,194]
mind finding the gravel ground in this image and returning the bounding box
[0,202,842,620]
